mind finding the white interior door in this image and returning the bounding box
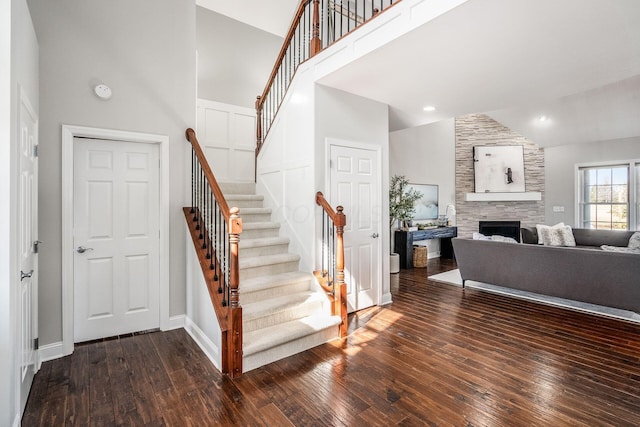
[73,138,160,342]
[18,91,38,415]
[330,143,380,312]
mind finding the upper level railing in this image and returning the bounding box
[185,128,243,378]
[255,0,400,155]
[315,191,348,338]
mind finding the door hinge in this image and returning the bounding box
[33,145,39,157]
[34,338,39,350]
[33,240,42,253]
[329,159,332,168]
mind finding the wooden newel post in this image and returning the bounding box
[335,206,348,338]
[228,207,242,308]
[310,0,321,56]
[228,207,243,377]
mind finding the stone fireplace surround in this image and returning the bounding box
[455,114,545,238]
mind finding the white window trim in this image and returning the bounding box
[574,159,640,230]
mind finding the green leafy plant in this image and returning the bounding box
[389,175,422,229]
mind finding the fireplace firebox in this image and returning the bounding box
[478,220,521,242]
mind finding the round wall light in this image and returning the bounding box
[94,84,112,100]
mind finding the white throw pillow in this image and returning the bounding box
[536,222,565,244]
[540,225,576,247]
[628,232,640,250]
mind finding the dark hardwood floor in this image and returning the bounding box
[24,259,640,426]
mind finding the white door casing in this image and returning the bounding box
[73,138,160,342]
[17,87,38,416]
[329,141,381,312]
[61,126,170,356]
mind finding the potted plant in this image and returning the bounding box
[389,175,422,273]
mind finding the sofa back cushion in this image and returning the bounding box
[521,227,635,247]
[572,228,634,247]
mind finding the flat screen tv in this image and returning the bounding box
[407,183,438,220]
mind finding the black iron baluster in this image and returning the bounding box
[322,211,326,277]
[190,150,195,214]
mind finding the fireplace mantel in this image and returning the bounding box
[465,192,541,202]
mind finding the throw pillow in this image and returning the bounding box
[628,232,640,250]
[491,235,518,244]
[472,232,492,241]
[540,225,576,247]
[536,222,565,244]
[601,245,640,254]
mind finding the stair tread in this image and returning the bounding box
[226,194,263,201]
[240,236,290,249]
[240,271,313,294]
[242,291,322,319]
[239,253,299,269]
[239,207,272,214]
[243,313,342,356]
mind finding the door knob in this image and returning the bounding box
[371,233,379,238]
[76,246,94,254]
[21,270,34,281]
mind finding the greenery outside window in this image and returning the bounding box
[577,162,639,230]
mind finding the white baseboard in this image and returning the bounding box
[184,317,221,372]
[39,341,65,363]
[164,314,185,331]
[380,292,393,306]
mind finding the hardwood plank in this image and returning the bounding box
[88,341,116,426]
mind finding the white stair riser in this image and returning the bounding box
[240,243,289,258]
[240,261,299,280]
[219,182,256,194]
[243,301,324,333]
[240,281,311,305]
[226,199,263,209]
[241,212,272,223]
[243,327,339,373]
[241,227,280,239]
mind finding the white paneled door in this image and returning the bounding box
[73,138,160,342]
[18,89,38,416]
[329,143,381,312]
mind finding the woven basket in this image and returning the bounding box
[413,245,428,268]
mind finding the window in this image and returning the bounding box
[577,162,639,230]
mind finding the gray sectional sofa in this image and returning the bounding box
[452,228,640,314]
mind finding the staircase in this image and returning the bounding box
[220,182,342,372]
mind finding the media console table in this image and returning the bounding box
[394,226,458,269]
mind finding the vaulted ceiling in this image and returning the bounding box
[200,0,640,148]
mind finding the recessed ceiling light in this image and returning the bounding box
[538,115,548,122]
[423,106,436,112]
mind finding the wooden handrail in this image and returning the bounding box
[316,191,347,338]
[255,0,401,157]
[185,128,232,221]
[256,0,312,112]
[316,191,346,226]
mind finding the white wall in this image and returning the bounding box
[545,138,640,225]
[185,224,222,371]
[256,67,317,273]
[2,0,39,424]
[28,0,196,346]
[389,119,456,256]
[314,85,391,304]
[196,6,282,108]
[196,99,256,183]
